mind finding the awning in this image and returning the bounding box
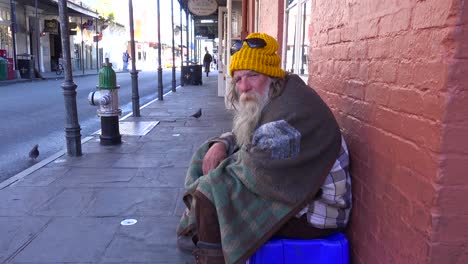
[54,0,99,18]
[15,0,99,19]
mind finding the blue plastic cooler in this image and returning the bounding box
[247,233,349,264]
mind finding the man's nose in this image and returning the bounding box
[237,78,252,94]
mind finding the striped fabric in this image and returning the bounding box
[295,136,352,228]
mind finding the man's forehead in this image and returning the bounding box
[233,70,259,77]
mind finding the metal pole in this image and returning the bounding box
[281,7,289,69]
[300,1,307,75]
[290,20,296,73]
[188,15,191,62]
[95,16,99,72]
[171,0,176,92]
[179,5,184,86]
[58,0,82,156]
[129,0,140,116]
[10,0,18,70]
[194,21,197,64]
[80,16,84,75]
[185,11,189,63]
[95,16,99,73]
[34,0,40,70]
[157,0,163,100]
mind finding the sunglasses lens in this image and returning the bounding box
[231,40,243,55]
[233,40,243,50]
[230,38,267,55]
[245,38,267,48]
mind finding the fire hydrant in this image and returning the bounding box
[88,58,122,145]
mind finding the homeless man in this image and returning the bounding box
[176,32,352,264]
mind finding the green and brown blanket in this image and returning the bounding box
[177,74,341,264]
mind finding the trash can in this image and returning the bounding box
[0,57,8,81]
[17,54,34,79]
[181,64,203,85]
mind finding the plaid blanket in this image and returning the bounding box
[177,74,341,264]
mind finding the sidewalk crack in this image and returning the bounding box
[2,217,54,263]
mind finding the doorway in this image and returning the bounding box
[49,28,62,72]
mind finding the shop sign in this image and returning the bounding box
[188,0,218,16]
[44,19,58,34]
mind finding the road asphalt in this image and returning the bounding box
[0,71,232,263]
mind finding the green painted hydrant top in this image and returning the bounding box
[97,58,117,90]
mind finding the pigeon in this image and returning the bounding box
[190,108,202,118]
[29,144,39,160]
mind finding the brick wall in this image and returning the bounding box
[257,0,281,41]
[308,0,468,263]
[430,1,468,263]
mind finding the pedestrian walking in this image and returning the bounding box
[203,49,213,77]
[122,50,130,71]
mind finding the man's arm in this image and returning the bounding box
[202,132,238,174]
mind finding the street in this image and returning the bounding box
[0,69,181,182]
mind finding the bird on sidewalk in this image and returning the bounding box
[190,108,202,118]
[29,144,39,160]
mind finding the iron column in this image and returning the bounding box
[10,0,18,70]
[186,11,189,63]
[157,0,163,100]
[95,16,99,72]
[129,0,140,116]
[171,0,176,92]
[34,0,40,70]
[93,16,99,73]
[300,1,307,75]
[80,16,85,75]
[58,0,82,156]
[179,5,183,86]
[290,20,296,73]
[193,20,197,63]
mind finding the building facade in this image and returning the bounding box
[0,0,127,75]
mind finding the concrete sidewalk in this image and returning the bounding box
[0,72,232,263]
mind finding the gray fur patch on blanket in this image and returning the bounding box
[251,120,301,160]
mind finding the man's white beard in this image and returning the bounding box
[232,81,271,147]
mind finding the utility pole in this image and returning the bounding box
[156,0,163,100]
[58,0,82,156]
[129,0,140,116]
[171,0,176,92]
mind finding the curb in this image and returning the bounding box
[0,136,94,190]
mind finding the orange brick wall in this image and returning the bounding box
[307,0,468,263]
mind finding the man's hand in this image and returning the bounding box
[202,142,227,175]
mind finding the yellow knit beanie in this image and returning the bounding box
[229,32,285,78]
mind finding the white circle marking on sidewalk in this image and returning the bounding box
[120,219,138,226]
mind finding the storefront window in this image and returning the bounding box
[283,0,309,80]
[0,8,13,58]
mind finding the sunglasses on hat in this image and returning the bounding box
[231,38,267,55]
